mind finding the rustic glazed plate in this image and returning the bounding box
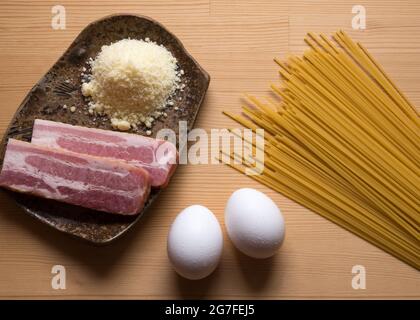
[0,14,210,244]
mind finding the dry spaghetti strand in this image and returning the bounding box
[223,31,420,270]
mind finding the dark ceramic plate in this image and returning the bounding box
[0,14,210,244]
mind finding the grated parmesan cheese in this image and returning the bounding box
[110,119,131,131]
[81,38,181,130]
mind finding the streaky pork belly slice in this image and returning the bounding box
[32,119,178,188]
[0,139,151,215]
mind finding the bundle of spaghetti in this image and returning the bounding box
[223,31,420,269]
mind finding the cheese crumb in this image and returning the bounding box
[111,119,131,131]
[70,106,76,112]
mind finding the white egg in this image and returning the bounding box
[167,205,223,280]
[225,188,285,259]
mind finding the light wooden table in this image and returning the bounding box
[0,0,418,299]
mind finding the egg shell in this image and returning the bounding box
[225,188,285,259]
[167,205,223,280]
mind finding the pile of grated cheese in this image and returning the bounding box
[81,38,181,131]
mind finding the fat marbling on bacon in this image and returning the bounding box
[32,119,178,188]
[0,139,151,215]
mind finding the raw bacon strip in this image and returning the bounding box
[0,139,151,215]
[32,119,178,188]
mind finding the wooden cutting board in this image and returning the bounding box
[0,0,418,299]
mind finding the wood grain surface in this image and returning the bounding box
[0,0,419,299]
